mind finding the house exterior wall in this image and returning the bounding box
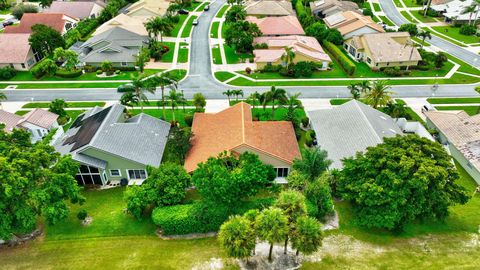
[21,122,49,142]
[0,48,38,71]
[342,27,379,40]
[233,145,292,169]
[256,53,330,69]
[90,4,104,19]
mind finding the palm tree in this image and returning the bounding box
[292,147,332,181]
[463,5,476,25]
[145,16,173,43]
[0,90,6,109]
[247,91,261,110]
[347,83,360,100]
[233,89,244,101]
[120,92,139,109]
[132,77,156,113]
[258,92,269,111]
[384,102,406,119]
[417,30,432,49]
[267,86,287,119]
[281,93,302,122]
[358,80,371,93]
[180,89,187,112]
[223,90,234,104]
[364,80,394,109]
[473,0,480,25]
[153,72,178,120]
[423,0,433,17]
[281,46,296,70]
[167,89,182,122]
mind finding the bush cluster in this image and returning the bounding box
[31,59,58,79]
[55,69,83,78]
[323,41,356,76]
[0,67,16,80]
[460,24,477,36]
[383,66,411,77]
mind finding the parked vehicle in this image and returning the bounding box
[117,83,135,92]
[2,21,13,27]
[204,5,210,11]
[193,19,199,25]
[178,9,189,15]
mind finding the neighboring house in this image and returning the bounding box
[431,0,477,23]
[310,0,360,18]
[323,11,384,39]
[245,0,295,17]
[43,1,105,20]
[54,104,171,186]
[93,13,149,36]
[425,110,480,185]
[0,108,62,143]
[124,0,171,19]
[253,35,332,69]
[343,32,422,70]
[246,15,305,36]
[75,27,148,67]
[184,102,301,183]
[309,100,433,169]
[4,13,79,35]
[0,33,42,70]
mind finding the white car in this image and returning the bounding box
[193,19,199,25]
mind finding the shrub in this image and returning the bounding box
[305,174,334,220]
[84,65,97,73]
[254,43,268,49]
[76,18,99,38]
[261,64,282,73]
[460,24,476,36]
[301,116,309,127]
[31,59,58,79]
[0,66,16,80]
[363,8,373,16]
[184,114,193,127]
[55,69,83,78]
[12,4,37,20]
[323,41,356,76]
[77,209,88,221]
[306,199,319,218]
[245,67,252,75]
[101,61,113,73]
[305,130,314,147]
[293,61,318,78]
[96,69,103,75]
[115,70,121,74]
[106,70,114,76]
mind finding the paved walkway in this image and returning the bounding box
[300,98,333,113]
[204,99,229,112]
[402,98,429,120]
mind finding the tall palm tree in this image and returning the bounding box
[0,90,6,109]
[267,86,287,119]
[180,89,187,112]
[281,47,296,70]
[463,5,476,25]
[167,89,182,122]
[358,80,371,93]
[473,0,480,25]
[364,80,394,109]
[233,89,244,101]
[259,92,269,111]
[145,16,173,43]
[223,90,234,104]
[153,72,178,120]
[281,93,302,122]
[417,30,432,49]
[423,0,432,17]
[248,91,261,110]
[347,83,360,100]
[132,77,156,113]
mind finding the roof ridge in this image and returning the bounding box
[352,100,383,143]
[89,104,121,146]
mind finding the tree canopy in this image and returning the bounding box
[0,127,85,240]
[337,135,470,230]
[218,215,256,259]
[292,147,332,181]
[29,24,65,55]
[224,21,262,53]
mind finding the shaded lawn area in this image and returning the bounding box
[432,26,480,44]
[8,69,162,82]
[435,105,480,116]
[158,42,176,62]
[214,71,236,81]
[224,45,253,64]
[170,14,188,37]
[427,97,480,104]
[22,101,105,108]
[210,21,219,38]
[181,15,198,38]
[212,46,222,64]
[216,4,229,18]
[379,15,395,26]
[131,108,197,126]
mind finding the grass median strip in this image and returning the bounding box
[22,102,106,108]
[427,97,480,104]
[181,16,198,38]
[216,5,228,18]
[214,71,236,82]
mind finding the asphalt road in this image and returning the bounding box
[379,0,480,68]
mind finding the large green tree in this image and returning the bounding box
[192,152,275,206]
[224,21,262,53]
[0,128,85,240]
[275,190,307,254]
[29,24,65,56]
[145,16,173,43]
[337,135,470,230]
[291,216,323,256]
[218,215,256,260]
[225,5,246,23]
[125,163,190,219]
[255,207,288,262]
[305,173,334,220]
[292,147,332,181]
[53,48,79,71]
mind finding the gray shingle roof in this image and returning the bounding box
[309,100,403,169]
[55,104,171,167]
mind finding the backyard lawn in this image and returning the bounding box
[131,108,197,126]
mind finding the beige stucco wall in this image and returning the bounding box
[0,48,37,71]
[233,144,292,169]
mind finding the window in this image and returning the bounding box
[121,62,127,66]
[128,169,147,180]
[344,43,348,50]
[21,63,25,69]
[366,58,372,64]
[110,169,121,177]
[275,168,289,178]
[76,165,103,185]
[37,129,42,137]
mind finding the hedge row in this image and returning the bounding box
[152,198,274,235]
[55,69,83,78]
[323,41,356,76]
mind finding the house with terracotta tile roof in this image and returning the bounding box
[253,35,332,69]
[310,0,360,18]
[343,32,422,70]
[323,11,384,39]
[4,13,79,35]
[245,0,295,17]
[43,1,105,20]
[425,110,480,184]
[92,14,149,36]
[0,108,62,143]
[246,15,305,36]
[0,33,42,70]
[184,102,301,182]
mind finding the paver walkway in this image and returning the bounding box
[204,99,229,113]
[300,98,333,113]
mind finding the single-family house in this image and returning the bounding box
[246,15,305,36]
[184,102,301,183]
[43,1,105,20]
[343,32,422,70]
[54,104,171,186]
[75,27,148,67]
[253,35,331,69]
[309,100,433,169]
[245,0,295,17]
[425,110,480,184]
[310,0,360,18]
[124,0,171,19]
[323,11,384,39]
[4,13,79,35]
[0,108,62,143]
[93,13,149,36]
[0,33,42,70]
[431,0,477,23]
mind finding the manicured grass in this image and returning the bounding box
[251,107,306,121]
[22,102,105,109]
[1,82,124,89]
[400,10,415,22]
[210,21,219,38]
[214,71,236,82]
[427,27,468,47]
[427,97,480,104]
[181,15,198,38]
[131,108,198,126]
[212,46,222,64]
[157,42,176,62]
[432,26,480,44]
[435,105,480,115]
[393,0,403,7]
[194,1,209,11]
[446,53,480,75]
[329,98,352,105]
[7,69,162,82]
[402,0,422,7]
[372,3,381,12]
[412,36,431,47]
[186,0,202,11]
[224,45,253,64]
[178,43,189,63]
[168,69,188,81]
[410,10,437,23]
[170,14,188,37]
[379,15,395,26]
[216,4,229,18]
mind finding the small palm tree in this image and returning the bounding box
[358,80,371,93]
[167,89,182,122]
[281,46,296,70]
[347,83,360,100]
[463,4,476,25]
[0,90,6,109]
[417,30,432,49]
[258,92,269,111]
[267,86,287,119]
[233,89,244,101]
[248,91,261,110]
[145,16,173,43]
[153,72,178,120]
[281,93,302,122]
[132,77,156,113]
[223,90,234,104]
[364,80,394,109]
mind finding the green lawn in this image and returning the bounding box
[181,15,198,38]
[372,3,381,12]
[214,71,236,82]
[186,0,203,11]
[393,0,403,7]
[435,106,480,115]
[402,0,422,7]
[400,10,415,22]
[131,108,198,126]
[194,1,208,11]
[6,69,162,82]
[216,4,229,18]
[410,10,438,23]
[432,26,480,44]
[251,107,306,121]
[158,42,176,62]
[210,21,219,38]
[446,54,480,75]
[212,46,222,64]
[379,15,395,26]
[170,14,188,37]
[22,101,105,109]
[428,27,468,47]
[412,36,431,47]
[0,82,124,89]
[427,97,480,104]
[178,43,189,63]
[224,45,253,64]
